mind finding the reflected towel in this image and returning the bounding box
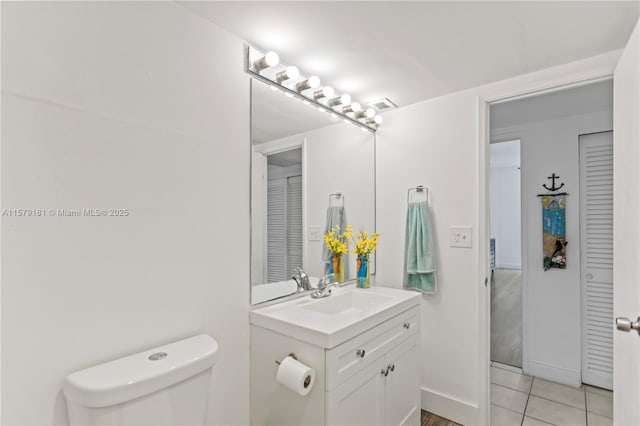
[403,201,437,293]
[322,206,349,278]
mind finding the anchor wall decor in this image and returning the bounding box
[537,173,569,196]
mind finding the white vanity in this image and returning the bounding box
[250,285,421,426]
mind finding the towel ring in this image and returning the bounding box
[407,185,429,203]
[329,192,345,207]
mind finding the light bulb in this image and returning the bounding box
[366,115,383,126]
[276,65,300,83]
[285,93,294,98]
[265,51,279,66]
[343,102,361,113]
[328,93,351,107]
[253,51,279,71]
[308,76,320,88]
[313,86,335,100]
[355,107,377,119]
[303,100,311,106]
[295,75,321,92]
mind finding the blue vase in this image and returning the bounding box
[357,255,370,288]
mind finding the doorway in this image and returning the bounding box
[487,81,614,425]
[490,140,522,369]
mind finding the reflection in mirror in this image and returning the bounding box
[251,79,375,304]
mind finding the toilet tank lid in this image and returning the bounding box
[63,334,218,408]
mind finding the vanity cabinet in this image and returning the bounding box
[250,303,421,426]
[327,334,420,426]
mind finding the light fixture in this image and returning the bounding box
[313,86,335,100]
[253,51,279,71]
[356,108,376,119]
[342,102,362,114]
[275,65,299,83]
[246,46,381,132]
[295,76,320,92]
[328,94,351,107]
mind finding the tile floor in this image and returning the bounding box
[490,362,613,426]
[491,269,522,367]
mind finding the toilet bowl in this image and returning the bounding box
[63,334,218,426]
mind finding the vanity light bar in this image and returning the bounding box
[245,46,380,132]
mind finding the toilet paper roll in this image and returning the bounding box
[276,356,315,396]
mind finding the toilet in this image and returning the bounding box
[62,334,219,426]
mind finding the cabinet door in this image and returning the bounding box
[384,335,420,426]
[327,357,386,426]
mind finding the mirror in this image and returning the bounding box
[250,79,376,304]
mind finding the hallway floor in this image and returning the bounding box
[490,363,613,426]
[491,268,522,367]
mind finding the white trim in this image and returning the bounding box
[477,51,620,425]
[253,136,303,155]
[421,386,478,426]
[528,360,582,388]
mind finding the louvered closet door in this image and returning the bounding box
[580,131,614,390]
[287,175,303,277]
[267,178,287,282]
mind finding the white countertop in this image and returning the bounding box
[250,284,421,348]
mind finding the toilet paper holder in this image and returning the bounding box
[275,353,298,365]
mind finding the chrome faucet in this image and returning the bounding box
[292,268,312,292]
[311,275,338,299]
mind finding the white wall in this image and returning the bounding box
[490,140,521,269]
[493,110,612,386]
[375,51,620,424]
[1,3,250,425]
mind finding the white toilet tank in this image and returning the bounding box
[63,334,218,426]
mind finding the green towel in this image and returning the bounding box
[403,201,437,293]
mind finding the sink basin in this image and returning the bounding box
[301,291,394,315]
[250,285,421,348]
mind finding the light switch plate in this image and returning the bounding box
[450,226,472,248]
[308,226,322,241]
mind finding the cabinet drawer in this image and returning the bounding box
[326,306,419,390]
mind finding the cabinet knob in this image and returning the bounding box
[381,368,388,376]
[388,363,395,372]
[356,349,366,358]
[403,322,410,329]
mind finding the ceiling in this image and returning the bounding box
[181,1,638,109]
[490,79,613,129]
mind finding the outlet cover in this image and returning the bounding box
[308,226,322,241]
[450,226,472,248]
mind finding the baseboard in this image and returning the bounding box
[527,360,581,387]
[421,387,479,425]
[495,263,521,270]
